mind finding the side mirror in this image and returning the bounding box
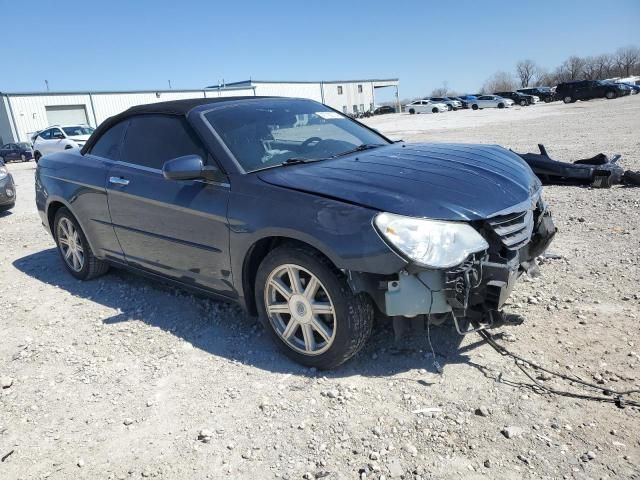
[162,154,219,181]
[54,133,65,139]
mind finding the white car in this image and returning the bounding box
[428,97,463,111]
[405,99,448,114]
[469,95,514,110]
[33,125,95,162]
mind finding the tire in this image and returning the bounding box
[498,103,505,109]
[255,245,374,369]
[471,104,479,110]
[544,97,551,103]
[563,96,573,104]
[34,151,41,163]
[432,107,438,113]
[519,100,527,106]
[409,108,415,114]
[20,154,27,162]
[53,207,109,280]
[446,105,452,111]
[605,91,616,99]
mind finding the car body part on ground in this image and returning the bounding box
[32,125,95,162]
[0,159,16,212]
[36,96,556,369]
[513,144,640,188]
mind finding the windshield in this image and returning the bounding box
[62,126,95,136]
[203,99,389,172]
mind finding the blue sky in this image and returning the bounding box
[1,0,638,101]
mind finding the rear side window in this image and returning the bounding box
[120,115,206,170]
[89,120,128,160]
[39,129,52,140]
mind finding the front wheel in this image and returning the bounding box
[255,246,374,369]
[21,154,27,162]
[53,207,109,280]
[34,151,41,163]
[498,103,505,109]
[432,107,438,113]
[563,95,573,103]
[446,105,452,111]
[471,104,479,110]
[605,91,616,99]
[519,100,527,106]
[408,108,415,114]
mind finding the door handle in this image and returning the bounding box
[109,176,130,186]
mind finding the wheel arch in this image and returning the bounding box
[241,236,342,316]
[45,198,99,255]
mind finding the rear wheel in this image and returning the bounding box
[432,107,438,113]
[255,246,374,369]
[34,151,42,163]
[563,95,573,104]
[519,99,527,106]
[53,207,109,280]
[498,103,505,109]
[605,91,616,99]
[20,154,27,162]
[408,108,415,114]
[471,104,479,110]
[446,105,452,111]
[544,97,551,103]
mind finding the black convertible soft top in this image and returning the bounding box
[81,96,270,154]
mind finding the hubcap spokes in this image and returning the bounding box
[265,264,336,355]
[57,218,84,272]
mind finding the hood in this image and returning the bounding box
[257,143,541,221]
[69,134,91,142]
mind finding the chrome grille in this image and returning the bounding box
[487,210,534,250]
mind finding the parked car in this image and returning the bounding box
[447,96,470,109]
[373,106,396,115]
[32,125,95,161]
[428,97,462,111]
[457,95,478,109]
[518,87,556,103]
[619,82,640,94]
[0,159,16,212]
[0,142,34,162]
[36,97,555,369]
[469,95,514,110]
[405,99,448,114]
[555,80,627,103]
[494,91,535,106]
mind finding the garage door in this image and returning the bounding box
[45,105,89,126]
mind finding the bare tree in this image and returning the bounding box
[431,81,449,97]
[561,56,587,80]
[594,54,615,79]
[614,46,640,77]
[582,56,600,80]
[482,71,517,93]
[515,59,538,88]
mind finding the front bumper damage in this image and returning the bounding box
[351,197,557,335]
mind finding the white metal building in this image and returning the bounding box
[0,78,399,144]
[208,79,400,115]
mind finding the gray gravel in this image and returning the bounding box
[1,96,639,479]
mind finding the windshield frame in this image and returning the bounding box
[198,98,392,174]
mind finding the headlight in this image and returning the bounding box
[0,166,8,180]
[374,212,488,268]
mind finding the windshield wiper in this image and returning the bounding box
[331,143,385,158]
[281,157,325,166]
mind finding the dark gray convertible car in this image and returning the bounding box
[35,97,556,369]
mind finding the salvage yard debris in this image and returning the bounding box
[514,144,640,188]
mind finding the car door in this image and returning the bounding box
[105,114,233,294]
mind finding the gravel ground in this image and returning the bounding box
[1,96,639,480]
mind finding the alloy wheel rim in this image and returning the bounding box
[265,264,336,355]
[57,218,84,272]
